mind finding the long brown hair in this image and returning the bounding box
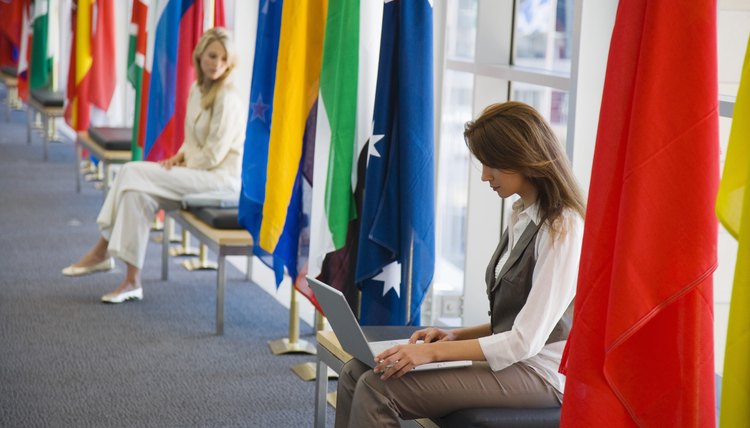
[464,101,585,231]
[192,27,237,110]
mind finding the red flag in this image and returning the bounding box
[88,0,115,110]
[560,0,719,426]
[0,0,24,67]
[213,0,225,27]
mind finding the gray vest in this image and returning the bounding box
[485,221,573,344]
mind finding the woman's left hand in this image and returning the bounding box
[373,343,436,380]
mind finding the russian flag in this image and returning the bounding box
[142,0,204,162]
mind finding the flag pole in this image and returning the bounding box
[405,232,413,325]
[291,311,337,381]
[269,276,316,356]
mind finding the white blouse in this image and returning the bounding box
[478,200,583,394]
[178,82,246,184]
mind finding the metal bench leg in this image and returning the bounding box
[26,106,32,144]
[75,141,82,193]
[216,254,226,335]
[102,162,110,198]
[314,357,328,428]
[43,113,49,161]
[246,255,253,281]
[161,216,172,281]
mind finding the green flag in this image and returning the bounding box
[127,0,148,160]
[29,0,53,90]
[308,0,383,281]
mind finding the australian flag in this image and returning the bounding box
[355,0,435,326]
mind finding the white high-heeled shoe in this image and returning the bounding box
[62,258,115,277]
[101,287,143,304]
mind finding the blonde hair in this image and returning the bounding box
[192,27,237,109]
[464,101,585,232]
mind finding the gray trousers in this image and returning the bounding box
[335,358,562,428]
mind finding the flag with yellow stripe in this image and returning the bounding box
[259,1,328,252]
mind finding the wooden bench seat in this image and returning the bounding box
[27,89,64,161]
[76,128,132,195]
[162,208,253,335]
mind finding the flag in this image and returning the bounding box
[238,0,285,283]
[354,0,434,326]
[143,0,204,162]
[16,0,32,101]
[307,0,383,310]
[239,0,327,286]
[64,0,117,131]
[127,0,148,160]
[29,0,52,90]
[213,0,224,27]
[560,1,719,426]
[716,36,750,428]
[0,0,24,68]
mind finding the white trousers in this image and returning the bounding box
[96,161,239,269]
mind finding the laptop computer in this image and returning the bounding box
[307,277,472,371]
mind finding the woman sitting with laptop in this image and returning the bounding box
[335,102,585,427]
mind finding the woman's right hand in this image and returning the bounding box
[409,327,458,344]
[159,153,185,170]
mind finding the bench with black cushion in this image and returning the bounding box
[190,207,242,230]
[437,407,560,428]
[162,208,253,335]
[30,89,64,108]
[0,66,17,78]
[75,127,133,195]
[88,127,133,151]
[27,89,65,160]
[0,66,20,119]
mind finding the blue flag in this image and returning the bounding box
[238,0,296,285]
[355,0,435,326]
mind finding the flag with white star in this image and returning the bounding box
[237,0,287,284]
[355,0,434,326]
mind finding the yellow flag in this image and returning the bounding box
[717,36,750,427]
[260,0,328,252]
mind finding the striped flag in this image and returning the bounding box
[716,35,750,428]
[239,0,327,286]
[143,0,204,162]
[354,0,435,326]
[307,0,382,308]
[127,0,148,160]
[64,0,116,131]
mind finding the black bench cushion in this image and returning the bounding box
[88,127,133,151]
[191,207,241,230]
[0,66,18,77]
[438,407,560,428]
[30,89,64,107]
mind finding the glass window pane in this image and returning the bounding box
[717,8,750,98]
[513,0,573,73]
[445,0,479,61]
[434,70,474,297]
[510,82,568,149]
